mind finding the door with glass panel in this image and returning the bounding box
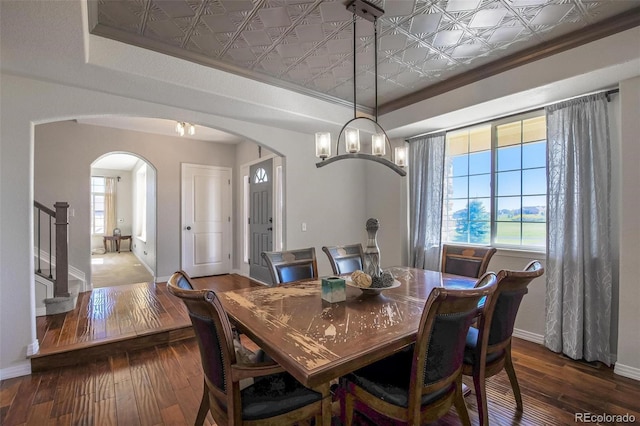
[249,159,273,283]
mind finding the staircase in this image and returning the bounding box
[34,201,81,315]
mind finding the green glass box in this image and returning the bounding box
[321,276,346,303]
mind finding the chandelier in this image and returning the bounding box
[175,121,196,137]
[315,0,407,177]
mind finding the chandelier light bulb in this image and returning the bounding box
[315,132,331,159]
[345,128,360,153]
[395,146,408,167]
[372,134,385,156]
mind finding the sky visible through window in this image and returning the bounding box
[442,115,546,248]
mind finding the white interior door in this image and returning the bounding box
[181,164,231,277]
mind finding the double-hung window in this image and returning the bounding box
[441,111,546,250]
[91,176,106,235]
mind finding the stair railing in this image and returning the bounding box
[34,201,70,298]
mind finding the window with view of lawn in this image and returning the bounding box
[442,111,546,249]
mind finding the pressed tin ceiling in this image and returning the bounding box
[90,0,640,114]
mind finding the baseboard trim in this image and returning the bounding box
[614,363,640,381]
[512,329,544,345]
[0,361,31,380]
[156,275,171,283]
[132,251,155,278]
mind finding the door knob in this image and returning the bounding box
[267,227,273,231]
[186,226,191,230]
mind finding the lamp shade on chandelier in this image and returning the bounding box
[314,0,407,177]
[175,121,195,137]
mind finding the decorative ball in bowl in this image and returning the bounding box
[346,270,400,295]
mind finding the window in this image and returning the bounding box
[135,165,147,242]
[442,112,546,249]
[91,176,105,235]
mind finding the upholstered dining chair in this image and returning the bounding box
[441,244,497,278]
[167,272,331,425]
[261,247,318,286]
[321,244,364,275]
[340,273,498,426]
[462,260,544,426]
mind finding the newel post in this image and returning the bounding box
[54,202,70,297]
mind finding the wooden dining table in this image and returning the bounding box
[218,267,477,390]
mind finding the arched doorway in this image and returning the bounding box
[90,152,157,287]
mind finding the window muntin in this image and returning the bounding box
[442,112,546,249]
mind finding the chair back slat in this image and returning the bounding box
[261,247,318,285]
[167,272,236,396]
[483,260,544,348]
[413,273,498,397]
[322,244,364,275]
[441,245,497,278]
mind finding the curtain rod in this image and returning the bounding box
[406,87,619,142]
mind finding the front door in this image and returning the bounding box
[249,159,273,283]
[181,164,231,277]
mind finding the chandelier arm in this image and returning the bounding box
[335,116,395,162]
[315,154,406,176]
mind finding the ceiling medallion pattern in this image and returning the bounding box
[93,0,638,110]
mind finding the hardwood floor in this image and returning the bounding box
[4,274,638,425]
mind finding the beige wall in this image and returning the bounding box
[615,76,640,377]
[34,121,236,283]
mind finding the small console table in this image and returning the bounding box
[103,235,132,253]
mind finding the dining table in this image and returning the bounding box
[217,267,478,390]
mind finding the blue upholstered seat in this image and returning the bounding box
[340,273,498,426]
[462,260,544,426]
[322,244,364,275]
[241,373,322,420]
[167,271,328,425]
[261,247,318,286]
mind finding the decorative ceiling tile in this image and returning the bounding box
[258,7,292,28]
[380,33,408,51]
[201,14,240,33]
[403,47,428,63]
[220,0,255,13]
[242,30,273,46]
[409,13,442,35]
[92,0,640,110]
[432,29,464,46]
[327,38,352,54]
[445,0,482,13]
[295,24,325,42]
[469,9,507,28]
[530,4,573,26]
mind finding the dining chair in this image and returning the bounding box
[340,272,498,426]
[167,272,331,425]
[441,244,497,278]
[462,260,544,426]
[321,244,364,275]
[261,247,318,286]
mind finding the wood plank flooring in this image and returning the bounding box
[7,274,638,425]
[32,274,260,372]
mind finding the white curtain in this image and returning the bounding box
[408,132,446,270]
[545,93,613,365]
[105,177,117,237]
